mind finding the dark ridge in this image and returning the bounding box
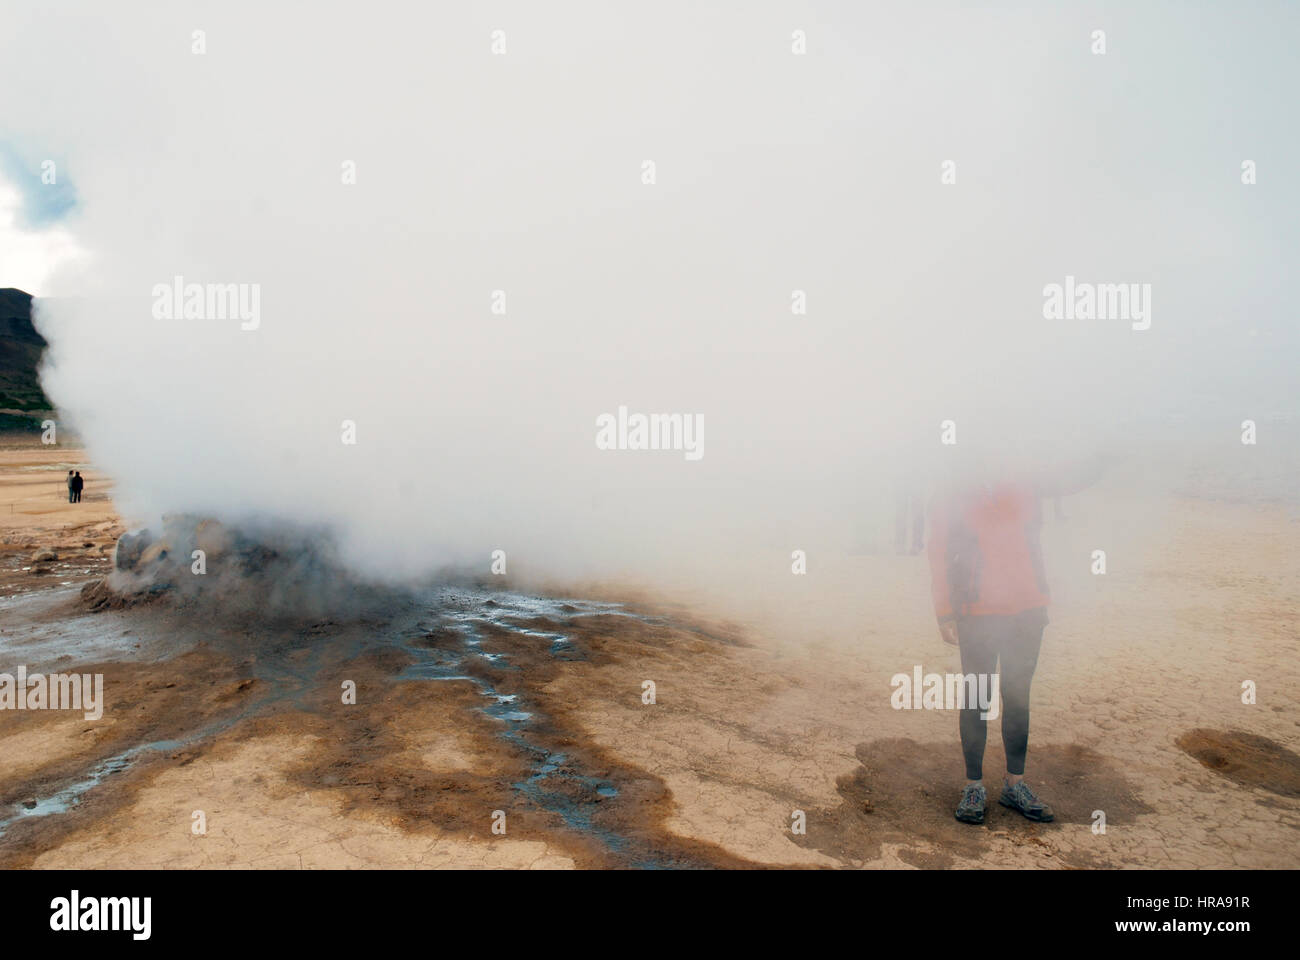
[0,287,51,420]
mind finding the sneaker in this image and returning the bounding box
[954,783,986,824]
[999,780,1054,822]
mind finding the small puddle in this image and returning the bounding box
[0,720,230,838]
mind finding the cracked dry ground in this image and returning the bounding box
[1,489,1298,868]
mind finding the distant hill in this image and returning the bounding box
[0,288,50,430]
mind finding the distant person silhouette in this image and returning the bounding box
[893,478,925,554]
[71,471,84,503]
[66,470,75,503]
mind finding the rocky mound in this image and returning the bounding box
[82,514,387,620]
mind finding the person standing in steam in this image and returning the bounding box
[929,455,1104,825]
[66,470,75,503]
[71,471,84,503]
[894,477,926,554]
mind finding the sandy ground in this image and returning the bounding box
[0,436,122,597]
[1,437,1297,869]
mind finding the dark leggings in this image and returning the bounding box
[957,610,1046,780]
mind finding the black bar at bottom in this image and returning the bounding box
[0,868,1285,946]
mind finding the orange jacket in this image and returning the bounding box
[927,483,1049,621]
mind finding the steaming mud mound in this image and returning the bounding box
[1176,729,1300,798]
[791,738,1153,868]
[79,573,166,612]
[82,515,394,620]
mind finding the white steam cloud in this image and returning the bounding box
[3,2,1296,583]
